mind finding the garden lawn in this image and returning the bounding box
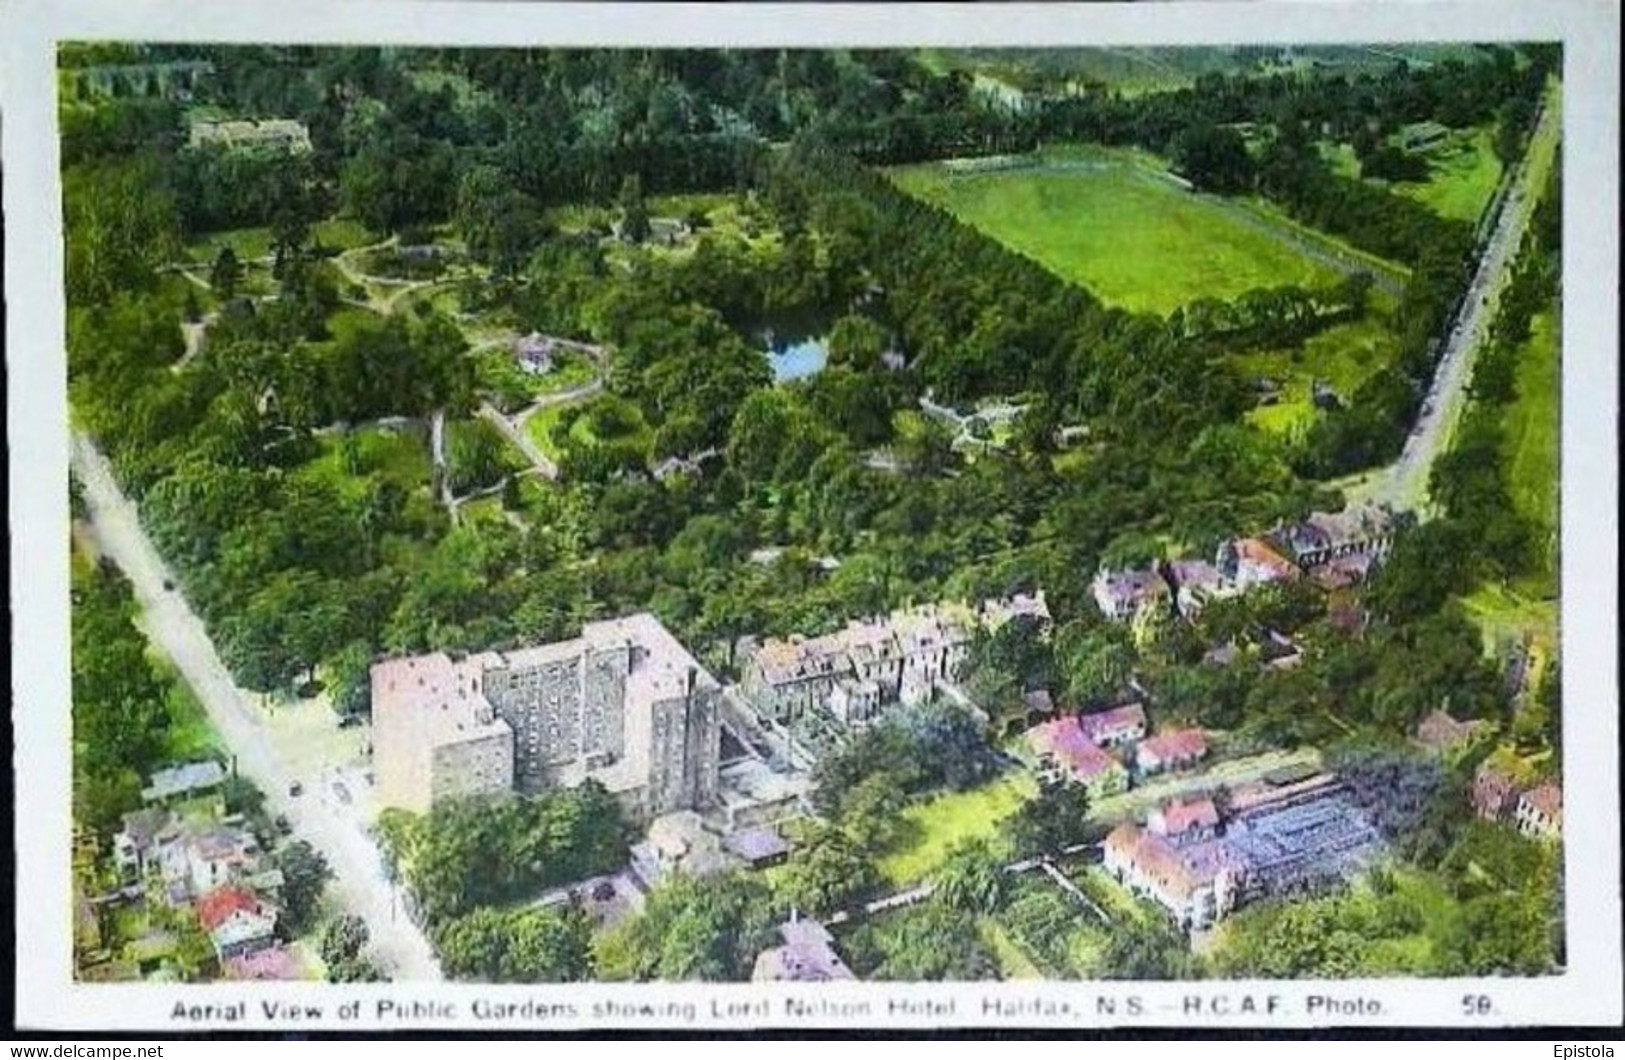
[187,226,272,264]
[1239,313,1400,438]
[1396,126,1503,224]
[310,217,376,252]
[523,404,569,462]
[878,770,1036,886]
[296,422,433,501]
[1499,310,1560,593]
[891,149,1342,315]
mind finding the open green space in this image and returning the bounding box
[310,217,376,252]
[1500,310,1560,591]
[155,667,221,761]
[975,915,1043,980]
[1238,313,1401,437]
[877,770,1035,886]
[475,346,598,411]
[186,226,272,264]
[891,147,1343,315]
[1460,582,1558,658]
[296,422,433,501]
[1396,126,1503,224]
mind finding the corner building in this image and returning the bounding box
[373,614,720,821]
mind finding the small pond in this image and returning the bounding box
[765,333,830,382]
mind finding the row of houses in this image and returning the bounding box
[1025,701,1209,799]
[740,592,1051,727]
[1092,503,1403,626]
[1103,770,1388,931]
[103,761,294,979]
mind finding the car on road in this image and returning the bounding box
[162,578,174,591]
[274,814,292,835]
[333,781,352,805]
[289,781,303,797]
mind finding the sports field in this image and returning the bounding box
[891,148,1343,315]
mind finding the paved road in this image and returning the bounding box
[1369,89,1560,512]
[71,433,443,982]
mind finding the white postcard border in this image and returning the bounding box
[5,0,1619,1031]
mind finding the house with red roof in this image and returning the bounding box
[1076,702,1148,749]
[1026,717,1129,798]
[196,885,278,959]
[1136,729,1209,775]
[1103,822,1242,930]
[1148,797,1220,842]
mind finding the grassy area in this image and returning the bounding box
[297,422,433,502]
[475,347,598,410]
[1499,310,1560,593]
[311,217,376,252]
[186,226,273,264]
[976,915,1043,980]
[891,146,1343,315]
[145,657,220,760]
[1460,582,1558,657]
[1073,863,1158,926]
[877,771,1036,886]
[1239,312,1401,437]
[1396,126,1504,224]
[523,404,569,461]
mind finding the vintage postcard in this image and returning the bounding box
[5,0,1619,1034]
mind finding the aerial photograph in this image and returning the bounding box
[62,42,1563,985]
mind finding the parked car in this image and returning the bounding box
[274,814,292,835]
[288,781,303,797]
[333,781,352,805]
[162,578,174,591]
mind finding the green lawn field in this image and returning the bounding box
[877,770,1036,886]
[1239,312,1401,437]
[891,149,1343,315]
[1397,126,1504,224]
[1500,310,1560,591]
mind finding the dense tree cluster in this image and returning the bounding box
[71,557,187,833]
[373,785,631,927]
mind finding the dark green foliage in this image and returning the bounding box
[273,840,332,935]
[437,905,594,982]
[843,898,999,980]
[605,872,781,981]
[1002,778,1093,860]
[810,701,996,816]
[376,785,631,927]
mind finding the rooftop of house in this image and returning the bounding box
[195,885,273,933]
[223,944,302,981]
[749,595,1042,687]
[753,917,854,982]
[724,826,790,864]
[1166,558,1224,590]
[1151,796,1220,838]
[1138,728,1208,764]
[1077,702,1148,743]
[142,760,226,802]
[1414,709,1489,752]
[1227,537,1300,579]
[1521,782,1562,820]
[1093,567,1168,604]
[1028,717,1124,779]
[1276,504,1396,557]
